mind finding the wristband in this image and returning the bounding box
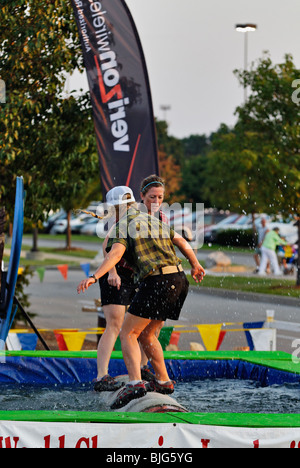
[89,274,97,284]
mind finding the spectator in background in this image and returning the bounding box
[253,217,270,273]
[258,227,287,276]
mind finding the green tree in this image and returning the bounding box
[205,53,300,284]
[181,134,209,158]
[0,1,99,255]
[234,53,299,216]
[155,120,184,203]
[179,132,214,204]
[39,94,99,249]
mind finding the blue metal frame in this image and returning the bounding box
[0,177,24,344]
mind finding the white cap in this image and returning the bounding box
[106,186,135,206]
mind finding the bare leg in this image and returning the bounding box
[139,321,169,382]
[97,304,125,379]
[139,321,164,367]
[254,253,260,267]
[120,313,169,382]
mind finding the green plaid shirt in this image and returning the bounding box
[107,207,181,282]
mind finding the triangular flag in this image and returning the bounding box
[18,333,38,351]
[54,330,68,351]
[36,267,45,283]
[216,330,226,351]
[80,263,90,277]
[57,264,68,280]
[249,329,276,351]
[62,331,87,351]
[6,333,22,351]
[196,324,222,351]
[243,321,265,350]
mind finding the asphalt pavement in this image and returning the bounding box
[18,236,299,354]
[24,268,299,355]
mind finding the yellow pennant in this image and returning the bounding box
[62,331,87,351]
[196,324,222,351]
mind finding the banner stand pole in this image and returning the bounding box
[12,295,50,351]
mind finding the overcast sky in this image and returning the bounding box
[71,0,300,139]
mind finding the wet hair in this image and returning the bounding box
[140,175,165,195]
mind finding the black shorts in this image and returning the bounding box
[99,266,136,306]
[128,272,189,321]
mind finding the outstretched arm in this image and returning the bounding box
[172,233,205,283]
[77,243,126,294]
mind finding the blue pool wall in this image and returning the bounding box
[0,356,300,388]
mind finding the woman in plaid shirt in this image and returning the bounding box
[77,186,205,409]
[93,176,170,392]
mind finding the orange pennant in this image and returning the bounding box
[57,264,68,280]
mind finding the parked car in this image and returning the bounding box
[79,218,107,237]
[49,213,91,234]
[172,210,204,241]
[204,214,242,243]
[43,210,66,233]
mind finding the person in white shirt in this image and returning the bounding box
[253,218,270,273]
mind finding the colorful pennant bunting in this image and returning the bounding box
[54,329,87,351]
[243,322,265,350]
[57,264,68,280]
[248,329,276,351]
[80,263,90,277]
[196,324,223,351]
[36,267,45,283]
[6,333,38,351]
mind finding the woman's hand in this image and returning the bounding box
[77,277,96,294]
[108,271,122,290]
[191,263,206,283]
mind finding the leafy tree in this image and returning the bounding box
[156,119,184,166]
[40,94,99,249]
[234,53,299,217]
[180,154,209,204]
[0,0,99,256]
[158,150,183,204]
[181,134,210,159]
[179,131,219,205]
[205,53,300,284]
[155,120,183,203]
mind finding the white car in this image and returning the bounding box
[204,214,242,242]
[79,218,107,237]
[43,210,66,233]
[50,213,92,234]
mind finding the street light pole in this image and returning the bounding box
[160,105,171,123]
[235,24,257,102]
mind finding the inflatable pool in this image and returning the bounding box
[0,349,300,448]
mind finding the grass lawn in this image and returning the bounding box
[3,255,80,268]
[4,235,299,299]
[188,274,300,299]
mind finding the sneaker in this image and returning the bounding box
[150,379,175,395]
[93,375,124,392]
[111,381,147,409]
[141,365,156,382]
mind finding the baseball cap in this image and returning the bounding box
[106,186,135,206]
